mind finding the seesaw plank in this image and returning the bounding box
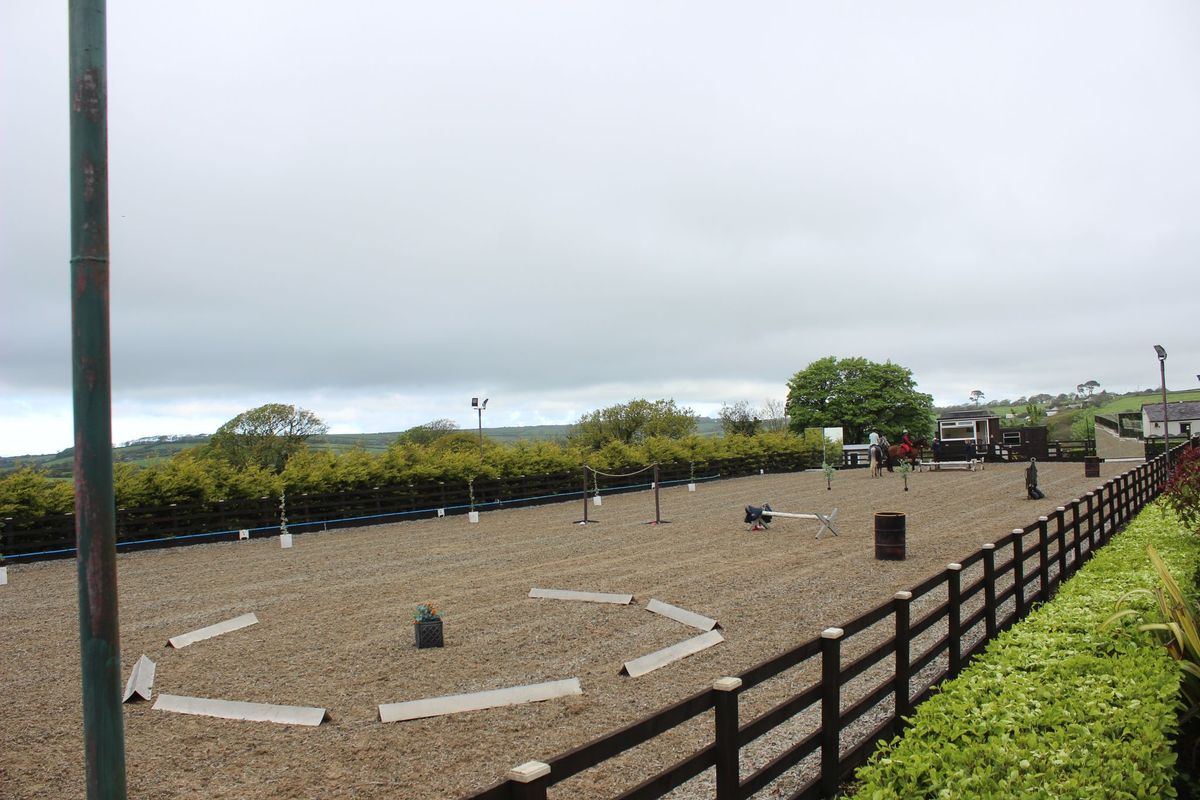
[153,694,329,726]
[621,630,725,677]
[379,678,582,723]
[645,599,721,631]
[167,612,259,649]
[529,588,633,605]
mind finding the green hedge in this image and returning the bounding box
[0,430,830,521]
[853,503,1200,799]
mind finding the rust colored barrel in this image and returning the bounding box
[875,512,906,561]
[1084,456,1100,478]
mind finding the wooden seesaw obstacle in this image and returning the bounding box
[743,503,839,538]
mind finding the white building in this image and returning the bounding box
[1141,401,1200,440]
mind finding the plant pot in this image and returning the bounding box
[415,618,443,649]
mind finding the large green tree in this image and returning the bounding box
[568,398,697,450]
[205,403,328,472]
[786,356,934,444]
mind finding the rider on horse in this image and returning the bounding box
[898,430,915,458]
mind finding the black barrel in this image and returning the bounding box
[875,512,906,560]
[1084,456,1100,478]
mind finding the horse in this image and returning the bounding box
[868,444,886,477]
[888,440,924,469]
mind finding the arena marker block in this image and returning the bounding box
[593,495,602,506]
[437,508,445,518]
[621,630,725,677]
[168,612,259,649]
[529,587,633,604]
[378,678,582,723]
[238,529,249,540]
[122,654,156,703]
[688,483,696,492]
[153,694,329,726]
[0,566,7,586]
[645,599,720,631]
[280,533,293,548]
[469,511,480,523]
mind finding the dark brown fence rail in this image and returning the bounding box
[464,444,1183,800]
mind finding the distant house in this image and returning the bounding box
[1142,401,1200,440]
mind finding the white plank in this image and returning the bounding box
[122,654,156,703]
[153,694,329,726]
[621,630,725,677]
[168,612,259,649]
[379,678,582,723]
[528,588,633,605]
[645,599,720,631]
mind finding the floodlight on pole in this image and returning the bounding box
[1154,345,1169,465]
[471,397,488,456]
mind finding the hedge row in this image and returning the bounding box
[854,502,1200,799]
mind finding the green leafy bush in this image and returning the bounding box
[854,503,1200,799]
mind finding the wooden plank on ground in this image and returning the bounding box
[152,694,329,726]
[529,588,633,605]
[167,612,259,649]
[620,630,725,677]
[378,678,583,723]
[645,599,720,631]
[122,654,156,702]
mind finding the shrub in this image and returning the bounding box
[1162,447,1200,532]
[854,503,1200,799]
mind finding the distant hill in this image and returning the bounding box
[0,417,727,475]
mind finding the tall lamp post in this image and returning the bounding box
[1154,345,1169,464]
[471,397,488,457]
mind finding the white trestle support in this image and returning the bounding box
[122,654,156,703]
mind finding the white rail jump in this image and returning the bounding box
[743,504,839,539]
[925,459,982,472]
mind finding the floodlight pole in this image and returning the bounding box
[69,0,128,797]
[1155,345,1169,465]
[472,397,487,457]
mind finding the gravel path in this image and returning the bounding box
[0,461,1125,799]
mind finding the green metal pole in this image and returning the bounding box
[69,0,127,797]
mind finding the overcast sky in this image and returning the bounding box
[2,2,1198,457]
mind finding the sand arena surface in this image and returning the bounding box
[0,461,1128,799]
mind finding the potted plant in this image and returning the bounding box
[822,461,836,491]
[414,603,443,648]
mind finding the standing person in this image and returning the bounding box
[932,436,943,462]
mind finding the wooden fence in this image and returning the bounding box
[464,446,1180,800]
[0,454,819,561]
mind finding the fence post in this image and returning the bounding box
[714,677,742,800]
[1070,500,1082,567]
[982,544,997,640]
[1055,507,1068,580]
[1037,517,1051,601]
[947,563,963,678]
[508,761,551,800]
[820,627,844,799]
[893,591,913,726]
[1012,529,1026,620]
[1084,492,1096,554]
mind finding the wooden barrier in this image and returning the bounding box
[466,448,1178,800]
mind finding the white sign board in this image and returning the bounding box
[238,529,249,540]
[0,566,7,586]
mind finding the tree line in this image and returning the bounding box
[1,356,936,522]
